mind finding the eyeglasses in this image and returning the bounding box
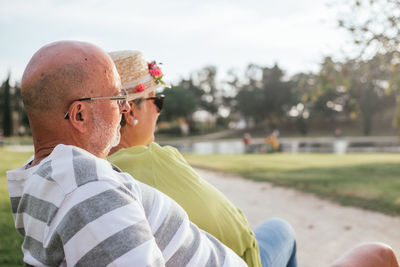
[142,94,165,113]
[64,89,128,119]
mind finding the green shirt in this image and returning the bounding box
[108,142,261,267]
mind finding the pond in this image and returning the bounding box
[166,137,400,154]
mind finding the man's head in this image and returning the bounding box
[22,40,129,159]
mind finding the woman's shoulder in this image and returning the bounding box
[148,143,192,169]
[149,142,181,157]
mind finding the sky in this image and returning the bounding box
[0,0,350,85]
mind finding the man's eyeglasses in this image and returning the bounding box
[64,89,128,119]
[141,94,165,113]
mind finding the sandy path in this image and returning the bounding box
[195,168,400,267]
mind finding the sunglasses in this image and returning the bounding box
[141,94,165,113]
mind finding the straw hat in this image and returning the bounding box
[108,50,170,100]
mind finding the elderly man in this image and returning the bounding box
[7,41,246,266]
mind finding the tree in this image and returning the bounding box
[190,66,238,127]
[290,72,315,135]
[236,85,266,123]
[1,75,12,136]
[261,64,295,122]
[191,66,219,115]
[336,0,400,131]
[289,59,353,135]
[13,82,30,135]
[236,64,295,125]
[337,0,400,58]
[311,57,352,121]
[346,54,394,135]
[0,76,31,137]
[310,56,394,135]
[292,55,395,135]
[159,81,197,122]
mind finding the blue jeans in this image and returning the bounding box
[254,218,298,267]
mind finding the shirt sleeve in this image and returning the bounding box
[53,180,165,267]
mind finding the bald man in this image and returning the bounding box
[20,41,124,164]
[7,41,246,266]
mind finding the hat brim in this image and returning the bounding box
[126,84,170,101]
[123,73,171,101]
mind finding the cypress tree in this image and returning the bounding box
[2,75,12,136]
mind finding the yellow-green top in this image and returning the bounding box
[108,142,261,267]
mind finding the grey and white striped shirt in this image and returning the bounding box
[7,144,246,267]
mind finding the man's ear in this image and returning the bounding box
[68,102,88,133]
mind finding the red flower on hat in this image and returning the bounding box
[135,83,146,93]
[149,68,163,77]
[148,60,167,86]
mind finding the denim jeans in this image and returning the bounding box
[254,218,298,267]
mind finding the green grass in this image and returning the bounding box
[185,153,400,216]
[0,148,33,266]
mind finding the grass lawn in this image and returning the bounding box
[185,153,400,216]
[0,148,33,266]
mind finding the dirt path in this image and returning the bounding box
[195,168,400,267]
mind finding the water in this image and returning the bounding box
[174,140,244,154]
[7,137,400,154]
[169,137,400,154]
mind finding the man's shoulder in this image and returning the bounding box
[35,144,134,194]
[7,144,137,208]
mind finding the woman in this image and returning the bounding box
[108,50,297,267]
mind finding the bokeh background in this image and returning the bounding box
[1,0,400,266]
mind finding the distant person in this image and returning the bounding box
[7,41,247,266]
[264,129,280,152]
[243,132,254,153]
[334,128,343,137]
[107,50,298,267]
[273,128,280,138]
[178,118,190,135]
[18,125,26,136]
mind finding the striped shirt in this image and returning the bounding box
[7,144,246,267]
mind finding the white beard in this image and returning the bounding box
[110,122,121,148]
[90,111,121,152]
